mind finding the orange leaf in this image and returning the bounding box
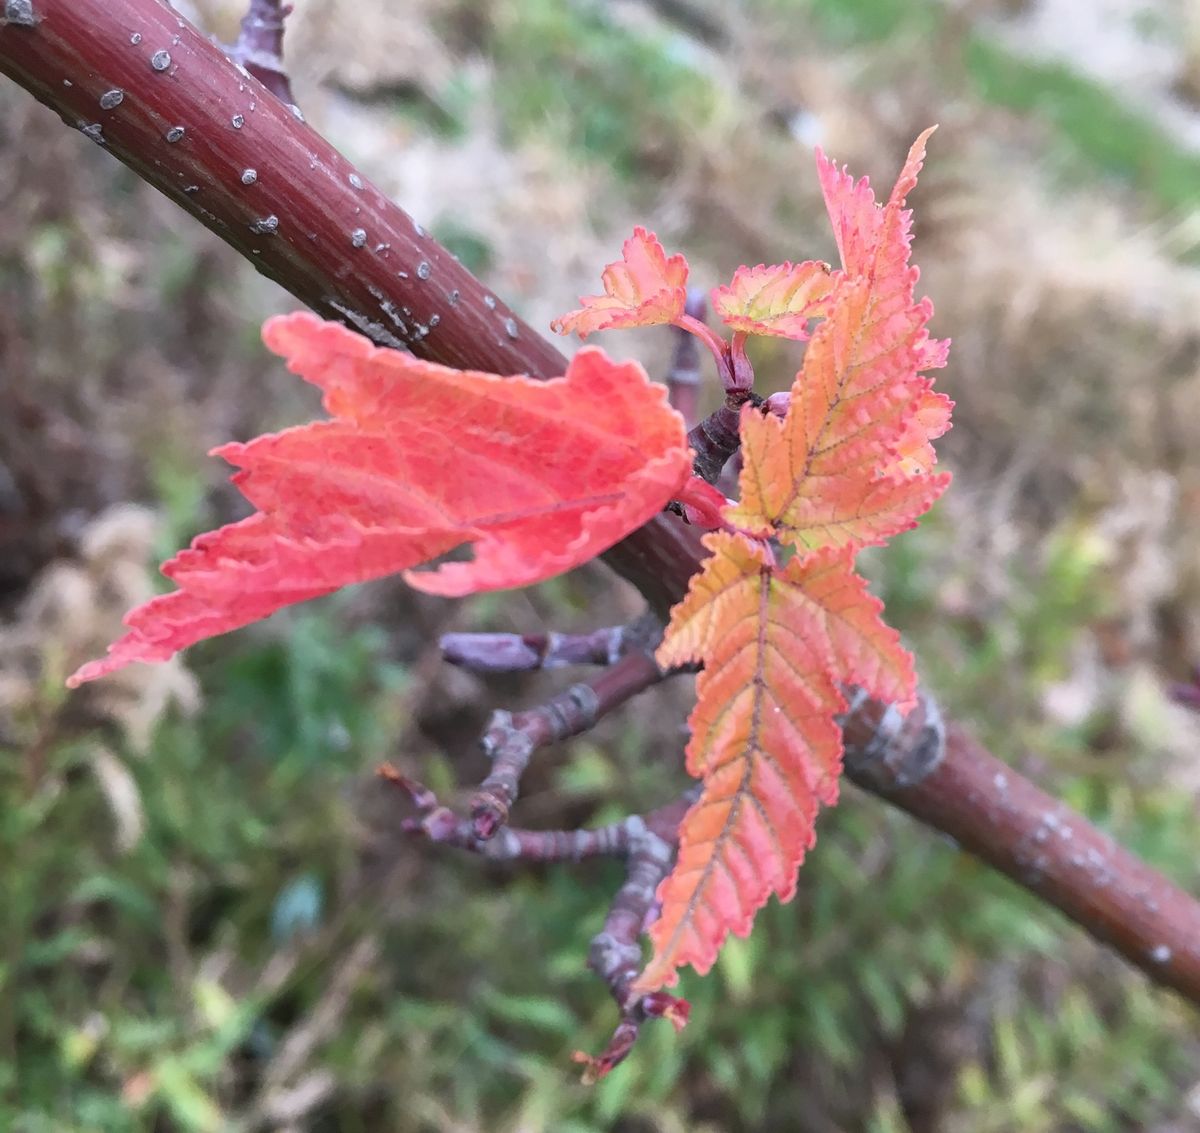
[724,130,950,549]
[636,532,915,991]
[711,260,833,340]
[892,387,954,475]
[68,313,691,685]
[732,396,949,550]
[551,227,689,339]
[638,128,949,994]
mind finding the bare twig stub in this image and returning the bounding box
[224,0,296,107]
[665,288,706,429]
[440,616,659,674]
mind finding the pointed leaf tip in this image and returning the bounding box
[636,129,949,993]
[725,127,951,549]
[816,124,937,279]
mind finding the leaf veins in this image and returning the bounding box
[636,532,914,990]
[69,313,691,685]
[638,128,950,995]
[551,227,689,339]
[711,260,833,340]
[725,128,951,550]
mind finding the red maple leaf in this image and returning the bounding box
[68,313,691,686]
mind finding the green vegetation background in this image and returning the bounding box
[4,1,1200,1129]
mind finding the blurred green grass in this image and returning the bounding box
[803,0,1200,221]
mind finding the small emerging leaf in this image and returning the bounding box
[711,260,833,340]
[551,227,689,338]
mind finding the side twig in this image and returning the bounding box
[577,790,697,1082]
[382,766,694,1080]
[440,611,661,674]
[470,648,669,839]
[666,288,706,430]
[222,0,295,107]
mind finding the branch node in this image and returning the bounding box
[471,710,533,837]
[549,683,600,740]
[688,403,741,484]
[3,0,36,28]
[466,650,667,839]
[841,689,945,791]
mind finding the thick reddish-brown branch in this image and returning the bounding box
[841,692,1200,1002]
[0,0,563,377]
[0,0,706,619]
[5,0,1200,1011]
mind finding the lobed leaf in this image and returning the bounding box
[69,314,691,684]
[711,260,833,340]
[551,227,689,338]
[636,532,915,990]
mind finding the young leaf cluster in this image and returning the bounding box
[554,130,952,991]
